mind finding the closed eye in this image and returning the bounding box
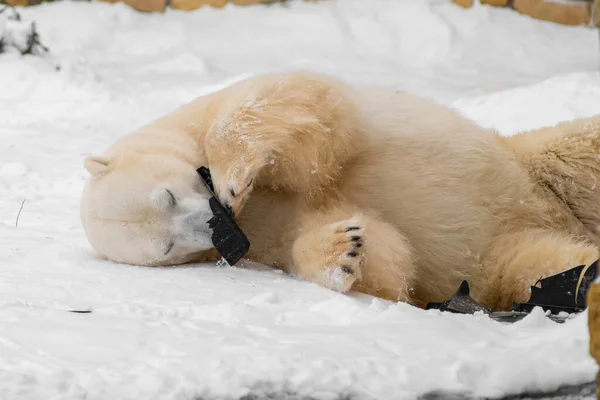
[165,189,176,207]
[164,241,175,256]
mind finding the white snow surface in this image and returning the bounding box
[1,0,599,399]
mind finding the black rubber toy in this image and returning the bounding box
[426,259,599,323]
[197,166,250,267]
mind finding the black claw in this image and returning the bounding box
[344,226,360,232]
[222,202,233,216]
[229,188,236,197]
[355,243,363,248]
[347,252,357,258]
[351,235,361,241]
[341,266,353,274]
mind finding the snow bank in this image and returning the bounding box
[0,0,599,398]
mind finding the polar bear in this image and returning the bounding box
[80,71,600,310]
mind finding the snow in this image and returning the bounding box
[0,0,599,398]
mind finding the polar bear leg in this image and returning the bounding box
[483,229,599,310]
[290,207,417,304]
[204,72,363,215]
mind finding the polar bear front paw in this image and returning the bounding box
[323,221,365,291]
[292,217,366,294]
[207,160,261,216]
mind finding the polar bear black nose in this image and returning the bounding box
[217,198,233,216]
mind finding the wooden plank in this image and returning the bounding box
[170,0,227,10]
[513,0,591,26]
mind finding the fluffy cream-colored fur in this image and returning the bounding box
[80,71,600,310]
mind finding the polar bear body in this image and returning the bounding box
[80,72,600,309]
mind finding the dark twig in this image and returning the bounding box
[15,199,25,227]
[1,6,53,61]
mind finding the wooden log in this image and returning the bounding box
[513,0,591,26]
[170,0,227,10]
[1,0,29,6]
[122,0,167,12]
[481,0,510,6]
[232,0,277,5]
[452,0,474,8]
[589,283,600,361]
[587,279,600,400]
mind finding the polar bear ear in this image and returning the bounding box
[84,156,111,176]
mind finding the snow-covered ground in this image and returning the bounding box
[1,0,599,399]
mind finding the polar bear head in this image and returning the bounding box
[80,153,217,266]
